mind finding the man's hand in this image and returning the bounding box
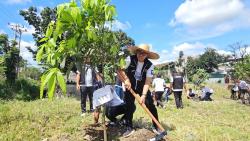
[76,84,80,91]
[140,95,146,104]
[124,79,131,90]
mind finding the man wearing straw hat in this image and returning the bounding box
[118,44,161,137]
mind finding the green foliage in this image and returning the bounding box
[40,68,66,99]
[199,48,224,73]
[0,34,10,53]
[191,68,209,86]
[0,78,40,101]
[234,55,250,82]
[4,43,19,85]
[19,67,42,80]
[186,48,225,81]
[36,0,134,99]
[0,56,5,80]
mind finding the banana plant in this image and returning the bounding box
[36,0,121,99]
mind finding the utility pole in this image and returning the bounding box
[8,23,27,77]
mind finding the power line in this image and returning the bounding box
[8,23,27,77]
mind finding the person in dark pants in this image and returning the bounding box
[170,70,186,109]
[118,44,160,137]
[152,74,166,108]
[199,85,213,101]
[76,58,99,116]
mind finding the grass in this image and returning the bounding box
[0,83,250,141]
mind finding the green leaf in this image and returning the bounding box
[39,37,48,43]
[119,58,126,68]
[40,68,56,99]
[40,74,46,98]
[36,44,45,62]
[47,73,56,99]
[57,71,66,95]
[45,21,55,38]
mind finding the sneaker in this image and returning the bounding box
[152,127,161,135]
[106,121,116,127]
[123,127,135,137]
[89,109,94,113]
[118,118,127,126]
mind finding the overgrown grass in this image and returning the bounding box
[0,83,250,141]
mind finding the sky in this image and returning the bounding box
[1,0,250,66]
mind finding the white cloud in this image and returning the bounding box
[217,50,233,56]
[23,25,35,35]
[0,29,5,34]
[172,42,211,57]
[170,0,250,39]
[105,20,132,31]
[20,40,37,66]
[6,0,31,4]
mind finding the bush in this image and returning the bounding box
[0,78,40,101]
[217,80,221,83]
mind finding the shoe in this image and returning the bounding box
[89,109,94,113]
[152,127,161,135]
[123,127,135,137]
[106,121,116,127]
[118,119,127,126]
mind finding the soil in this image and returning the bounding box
[82,123,168,141]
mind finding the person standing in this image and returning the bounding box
[118,44,161,137]
[76,57,98,116]
[170,70,186,109]
[152,74,166,108]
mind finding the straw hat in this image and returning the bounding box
[128,44,160,59]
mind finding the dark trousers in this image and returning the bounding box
[80,86,94,112]
[105,104,126,122]
[155,91,164,107]
[124,90,159,129]
[200,92,212,101]
[230,90,237,100]
[173,91,183,108]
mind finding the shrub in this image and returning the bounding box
[0,78,40,101]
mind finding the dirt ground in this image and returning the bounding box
[83,123,168,141]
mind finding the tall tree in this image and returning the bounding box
[0,34,20,84]
[20,6,57,59]
[199,48,224,73]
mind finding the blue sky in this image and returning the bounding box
[1,0,250,66]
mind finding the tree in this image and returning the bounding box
[234,55,250,82]
[20,6,57,60]
[191,68,209,91]
[199,48,224,73]
[0,56,5,80]
[36,0,119,99]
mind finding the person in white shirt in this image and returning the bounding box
[237,79,249,104]
[76,58,100,116]
[199,85,214,101]
[118,44,161,137]
[152,74,166,107]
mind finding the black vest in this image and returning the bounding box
[172,74,184,90]
[79,65,97,85]
[126,55,152,94]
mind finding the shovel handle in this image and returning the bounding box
[117,70,165,132]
